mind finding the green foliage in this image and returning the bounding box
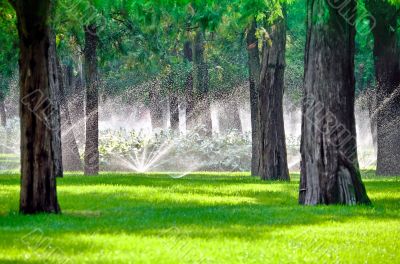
[0,0,385,102]
[285,0,306,104]
[51,0,301,100]
[0,1,18,98]
[355,0,375,92]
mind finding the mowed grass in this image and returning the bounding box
[0,171,399,263]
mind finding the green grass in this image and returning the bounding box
[0,171,399,263]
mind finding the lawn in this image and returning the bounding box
[0,171,399,263]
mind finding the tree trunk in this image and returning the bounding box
[70,66,86,127]
[84,24,99,175]
[14,0,60,214]
[49,30,63,178]
[299,0,370,205]
[169,93,179,132]
[184,41,195,132]
[218,100,242,134]
[0,93,6,127]
[230,101,242,133]
[366,0,400,175]
[0,92,7,154]
[149,86,165,130]
[192,30,212,136]
[247,19,261,176]
[58,62,82,171]
[258,13,289,181]
[366,89,377,151]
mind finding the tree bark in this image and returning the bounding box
[169,93,179,132]
[70,65,86,126]
[258,13,290,181]
[58,62,82,171]
[232,101,242,133]
[366,0,400,175]
[218,100,242,134]
[49,30,63,178]
[149,86,165,130]
[247,19,261,176]
[366,89,377,150]
[14,0,60,214]
[299,0,370,205]
[192,30,212,136]
[0,92,6,127]
[84,24,99,175]
[184,41,195,132]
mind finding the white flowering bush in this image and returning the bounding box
[0,120,302,172]
[97,128,302,172]
[98,129,253,172]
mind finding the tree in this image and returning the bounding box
[84,24,99,175]
[192,29,212,136]
[218,98,243,134]
[365,0,400,175]
[168,71,180,132]
[54,0,112,175]
[10,0,60,213]
[149,82,166,130]
[246,19,261,176]
[184,40,195,131]
[299,0,370,205]
[0,1,18,128]
[49,29,63,178]
[58,62,82,171]
[258,10,289,181]
[228,0,291,179]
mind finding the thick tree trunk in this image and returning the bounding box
[14,0,60,214]
[169,93,179,132]
[258,14,290,181]
[366,0,400,175]
[49,30,63,178]
[192,30,212,136]
[58,62,82,171]
[299,0,370,205]
[84,24,99,175]
[247,19,261,176]
[0,93,6,127]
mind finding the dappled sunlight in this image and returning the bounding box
[0,0,398,261]
[0,172,399,263]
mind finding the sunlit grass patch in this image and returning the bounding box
[0,171,399,263]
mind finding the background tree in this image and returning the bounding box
[0,1,18,128]
[84,23,100,175]
[227,0,290,180]
[49,27,63,178]
[258,7,290,181]
[365,0,400,175]
[246,19,261,176]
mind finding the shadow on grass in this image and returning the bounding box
[0,171,399,243]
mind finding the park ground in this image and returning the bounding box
[0,170,399,263]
